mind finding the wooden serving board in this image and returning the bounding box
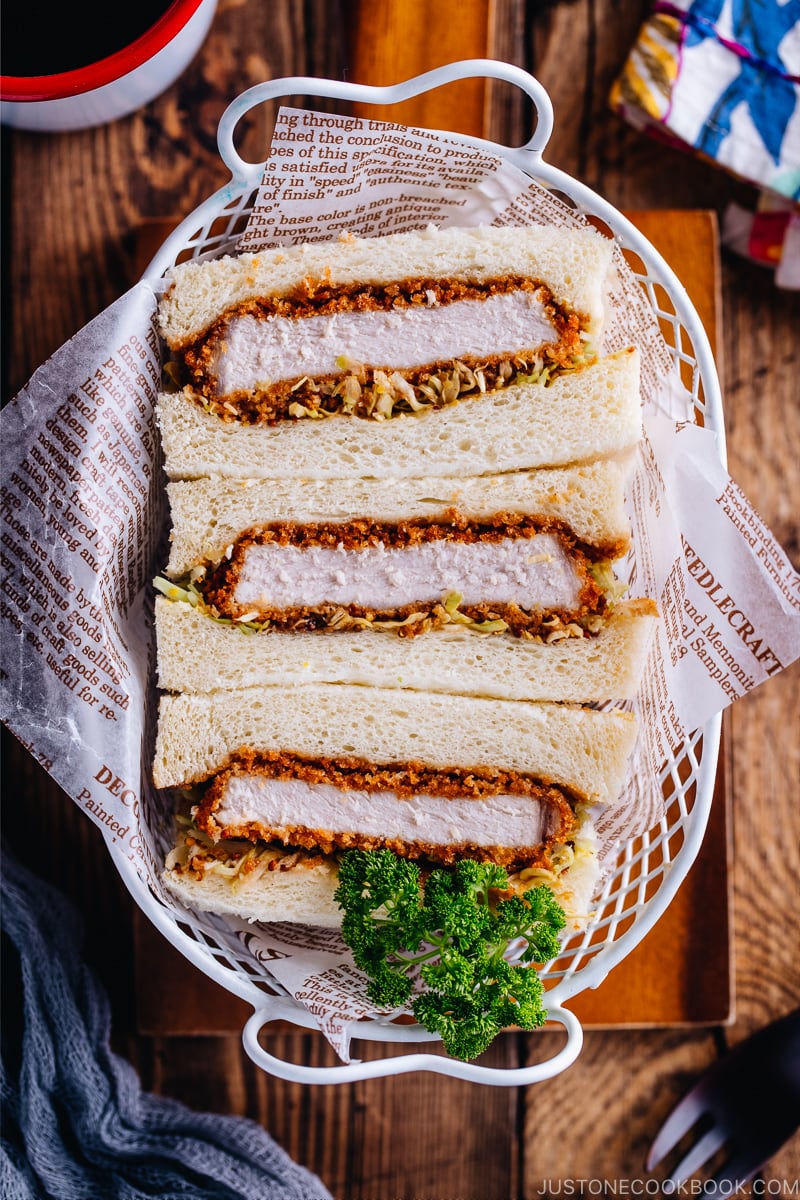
[135,210,732,1035]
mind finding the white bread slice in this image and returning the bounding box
[156,347,641,481]
[155,594,657,702]
[157,224,614,349]
[163,848,343,927]
[161,807,600,931]
[152,683,637,806]
[163,458,632,577]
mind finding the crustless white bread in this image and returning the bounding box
[157,347,641,481]
[154,594,657,703]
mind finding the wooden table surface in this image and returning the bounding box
[3,1,799,1194]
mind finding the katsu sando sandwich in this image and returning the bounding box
[155,224,630,481]
[157,224,614,424]
[154,461,658,701]
[155,684,638,928]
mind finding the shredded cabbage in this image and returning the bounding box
[276,351,596,422]
[166,814,321,891]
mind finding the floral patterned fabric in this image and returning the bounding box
[610,0,800,282]
[611,0,800,197]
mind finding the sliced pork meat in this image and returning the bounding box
[196,757,576,870]
[231,531,580,613]
[197,514,607,637]
[209,290,557,395]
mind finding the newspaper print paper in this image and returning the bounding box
[2,106,799,1061]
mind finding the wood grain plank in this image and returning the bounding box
[348,1040,519,1200]
[573,723,732,1029]
[624,209,722,361]
[484,0,528,147]
[133,913,252,1035]
[346,0,491,136]
[521,1027,722,1191]
[127,1029,521,1199]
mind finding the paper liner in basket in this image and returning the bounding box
[2,107,799,1061]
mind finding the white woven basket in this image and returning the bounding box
[109,60,723,1086]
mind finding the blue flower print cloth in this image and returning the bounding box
[610,0,800,200]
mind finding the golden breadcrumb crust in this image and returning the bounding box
[193,749,577,871]
[198,508,623,636]
[175,274,585,422]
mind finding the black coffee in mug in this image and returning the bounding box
[2,0,173,77]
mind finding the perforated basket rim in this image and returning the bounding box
[110,62,724,1084]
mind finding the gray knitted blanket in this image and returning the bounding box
[0,852,334,1199]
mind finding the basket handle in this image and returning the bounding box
[241,997,583,1086]
[217,59,554,186]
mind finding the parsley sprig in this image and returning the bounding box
[334,849,566,1060]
